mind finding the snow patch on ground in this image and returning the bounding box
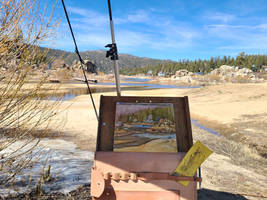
[0,138,93,196]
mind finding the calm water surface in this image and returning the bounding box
[51,77,200,101]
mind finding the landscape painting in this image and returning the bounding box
[113,102,177,152]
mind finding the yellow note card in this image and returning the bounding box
[173,141,213,186]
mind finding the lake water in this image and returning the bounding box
[50,77,200,101]
[191,119,221,136]
[93,82,200,89]
[122,77,151,82]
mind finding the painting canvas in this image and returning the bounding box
[113,102,177,152]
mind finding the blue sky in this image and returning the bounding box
[46,0,267,61]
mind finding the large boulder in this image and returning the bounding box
[237,68,253,76]
[83,59,97,74]
[71,59,97,73]
[210,65,235,76]
[218,65,235,75]
[210,68,220,75]
[175,69,189,77]
[171,74,193,83]
[209,65,262,82]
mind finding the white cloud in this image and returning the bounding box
[206,23,267,37]
[255,24,267,30]
[117,31,151,47]
[205,12,236,23]
[67,7,90,17]
[55,6,200,52]
[115,10,151,24]
[68,7,98,18]
[127,10,150,23]
[205,23,267,51]
[67,6,108,28]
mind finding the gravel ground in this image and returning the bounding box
[4,184,248,200]
[4,184,91,200]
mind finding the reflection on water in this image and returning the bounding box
[97,77,200,89]
[122,77,151,82]
[48,87,120,101]
[48,93,77,101]
[94,82,200,89]
[114,102,177,152]
[47,88,89,101]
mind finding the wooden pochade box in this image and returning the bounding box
[91,96,198,200]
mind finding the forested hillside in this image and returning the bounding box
[43,48,267,76]
[44,48,171,73]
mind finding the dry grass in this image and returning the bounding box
[193,73,263,84]
[258,73,267,80]
[191,114,238,138]
[231,75,251,83]
[205,74,221,83]
[191,115,267,176]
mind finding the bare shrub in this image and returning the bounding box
[202,74,222,84]
[193,122,266,175]
[0,0,60,186]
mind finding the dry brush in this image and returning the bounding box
[0,0,61,187]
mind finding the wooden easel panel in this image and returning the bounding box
[96,96,193,152]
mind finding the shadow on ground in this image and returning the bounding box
[5,186,250,200]
[198,188,248,200]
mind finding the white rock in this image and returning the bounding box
[175,69,189,77]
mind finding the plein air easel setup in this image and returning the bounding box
[61,0,210,199]
[91,96,201,200]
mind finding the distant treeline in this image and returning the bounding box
[120,52,267,76]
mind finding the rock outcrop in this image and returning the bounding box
[209,65,264,83]
[72,59,97,74]
[171,69,195,83]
